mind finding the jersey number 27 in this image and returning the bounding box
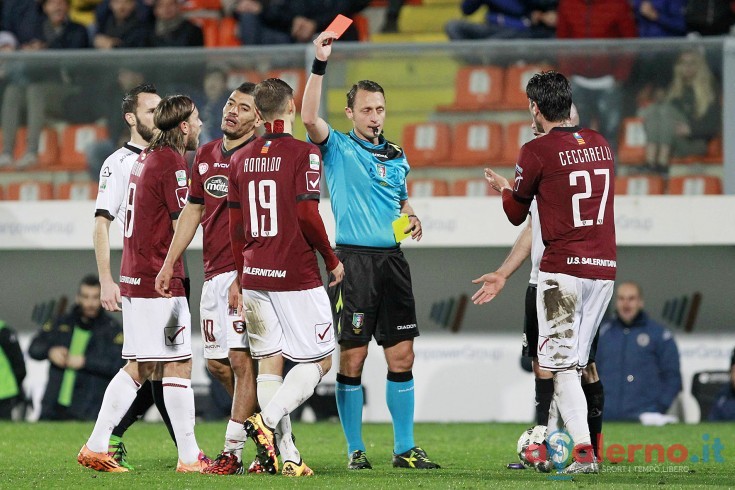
[569,169,610,228]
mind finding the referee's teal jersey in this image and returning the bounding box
[312,126,410,248]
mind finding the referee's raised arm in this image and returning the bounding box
[302,31,338,145]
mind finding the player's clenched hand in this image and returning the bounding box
[100,277,122,312]
[471,272,507,305]
[314,31,337,60]
[329,261,344,287]
[484,168,511,194]
[155,264,174,298]
[228,277,241,311]
[404,215,422,242]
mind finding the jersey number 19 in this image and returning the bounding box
[248,180,278,237]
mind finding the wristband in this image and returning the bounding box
[312,58,328,76]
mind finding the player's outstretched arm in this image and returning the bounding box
[472,220,532,305]
[301,31,337,145]
[155,202,204,298]
[93,215,122,312]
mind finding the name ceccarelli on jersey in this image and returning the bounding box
[558,145,613,166]
[120,275,141,285]
[567,257,617,267]
[243,267,287,278]
[242,157,281,172]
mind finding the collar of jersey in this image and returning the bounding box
[550,125,582,133]
[348,130,386,149]
[220,134,256,157]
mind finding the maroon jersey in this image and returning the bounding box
[120,146,188,298]
[229,134,323,292]
[513,126,616,280]
[189,137,254,280]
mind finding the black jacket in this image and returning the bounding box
[29,305,124,421]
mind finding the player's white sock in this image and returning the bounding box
[87,369,140,453]
[224,418,247,461]
[260,363,321,430]
[163,376,200,464]
[554,370,591,446]
[257,374,300,462]
[547,394,561,433]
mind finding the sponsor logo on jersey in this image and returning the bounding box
[376,163,386,178]
[261,140,272,154]
[396,323,416,330]
[120,275,141,285]
[309,153,320,170]
[204,175,228,198]
[573,132,586,145]
[214,162,229,168]
[175,169,187,186]
[198,163,208,175]
[243,266,286,278]
[101,166,112,177]
[306,171,320,192]
[175,187,188,207]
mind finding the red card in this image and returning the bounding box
[325,14,353,39]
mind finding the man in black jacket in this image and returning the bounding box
[0,319,26,419]
[29,275,125,421]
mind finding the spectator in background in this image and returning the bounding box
[685,0,735,36]
[596,282,683,424]
[0,319,26,420]
[69,0,104,26]
[526,0,558,38]
[28,275,125,421]
[196,68,231,144]
[0,0,89,169]
[1,0,44,46]
[445,0,531,40]
[93,0,151,49]
[640,48,720,174]
[708,348,735,421]
[632,0,687,38]
[556,0,637,153]
[381,0,404,33]
[237,0,369,45]
[93,0,154,31]
[148,0,203,47]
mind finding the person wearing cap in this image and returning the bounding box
[708,348,735,421]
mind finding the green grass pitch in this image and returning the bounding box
[1,421,733,488]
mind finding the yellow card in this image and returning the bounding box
[392,214,411,242]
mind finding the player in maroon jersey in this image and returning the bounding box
[485,72,615,474]
[228,78,343,476]
[78,95,211,474]
[155,83,261,475]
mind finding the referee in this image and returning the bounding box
[302,30,439,471]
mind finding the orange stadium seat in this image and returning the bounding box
[12,127,60,168]
[407,179,449,197]
[501,63,552,110]
[618,117,647,165]
[500,121,535,166]
[58,124,109,171]
[401,122,451,167]
[615,175,664,195]
[190,16,219,48]
[439,66,504,112]
[667,175,722,195]
[450,121,502,167]
[451,178,500,197]
[227,69,261,90]
[56,181,99,200]
[6,181,54,200]
[265,69,305,110]
[218,16,241,47]
[352,14,370,41]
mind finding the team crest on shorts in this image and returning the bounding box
[232,320,246,334]
[165,326,186,346]
[352,313,364,334]
[376,163,386,178]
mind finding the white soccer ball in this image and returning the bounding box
[516,428,543,467]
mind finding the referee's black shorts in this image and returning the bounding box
[328,244,419,346]
[522,283,600,363]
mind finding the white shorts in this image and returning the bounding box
[200,270,249,359]
[122,296,192,362]
[536,271,613,371]
[242,286,335,362]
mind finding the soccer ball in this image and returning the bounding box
[516,427,546,467]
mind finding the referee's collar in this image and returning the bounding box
[348,130,386,149]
